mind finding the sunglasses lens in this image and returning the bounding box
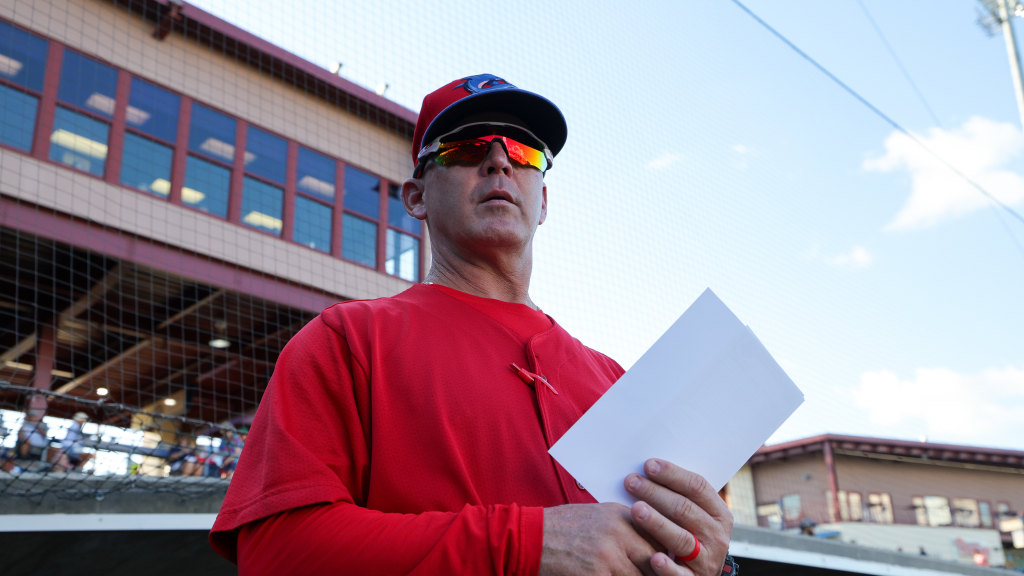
[500,137,548,171]
[435,141,491,167]
[433,136,549,172]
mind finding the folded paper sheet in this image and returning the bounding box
[549,288,804,505]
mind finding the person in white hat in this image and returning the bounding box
[54,411,92,472]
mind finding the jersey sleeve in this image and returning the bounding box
[236,500,543,575]
[209,313,545,576]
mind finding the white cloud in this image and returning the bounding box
[732,144,749,155]
[646,152,683,170]
[863,116,1024,230]
[828,245,872,268]
[852,365,1024,447]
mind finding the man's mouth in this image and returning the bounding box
[482,191,514,204]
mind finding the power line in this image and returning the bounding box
[728,0,1024,233]
[855,0,943,128]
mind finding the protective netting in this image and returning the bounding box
[1,0,1023,568]
[0,0,418,498]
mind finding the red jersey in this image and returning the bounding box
[210,284,623,575]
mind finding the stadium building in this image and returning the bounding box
[0,1,1017,574]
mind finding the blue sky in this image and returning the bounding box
[191,0,1024,451]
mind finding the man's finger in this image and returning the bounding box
[642,459,731,520]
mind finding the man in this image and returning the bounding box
[53,411,93,472]
[17,409,51,461]
[210,74,735,575]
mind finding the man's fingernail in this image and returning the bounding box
[635,502,650,520]
[627,474,641,490]
[647,459,662,475]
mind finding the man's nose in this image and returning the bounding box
[481,141,513,176]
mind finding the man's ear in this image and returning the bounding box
[402,178,428,221]
[538,184,548,225]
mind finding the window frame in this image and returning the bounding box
[867,492,894,524]
[979,500,993,528]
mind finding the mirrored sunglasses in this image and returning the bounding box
[415,122,553,177]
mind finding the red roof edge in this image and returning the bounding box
[753,433,1024,464]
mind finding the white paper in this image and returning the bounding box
[549,288,804,504]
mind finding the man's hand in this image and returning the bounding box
[539,502,658,575]
[625,459,734,575]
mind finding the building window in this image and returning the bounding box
[757,502,782,530]
[386,182,421,282]
[831,490,863,521]
[58,49,118,115]
[244,125,287,183]
[189,103,236,163]
[0,20,47,151]
[387,182,419,232]
[239,126,287,236]
[979,501,993,528]
[121,132,173,197]
[185,104,235,216]
[297,146,336,201]
[294,145,336,253]
[867,493,893,524]
[343,166,379,267]
[120,78,179,197]
[0,21,48,90]
[997,502,1012,519]
[344,165,380,218]
[913,495,953,527]
[51,50,117,176]
[847,491,863,521]
[780,493,801,525]
[125,77,180,141]
[184,155,230,217]
[953,498,980,528]
[241,176,283,235]
[1,86,39,151]
[386,228,419,281]
[50,107,109,176]
[343,213,377,268]
[294,195,332,252]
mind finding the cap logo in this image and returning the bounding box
[456,74,513,95]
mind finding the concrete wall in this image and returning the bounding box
[814,523,1006,568]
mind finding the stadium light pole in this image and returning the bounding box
[992,0,1024,132]
[979,0,1024,132]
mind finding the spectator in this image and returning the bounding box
[167,436,202,477]
[221,427,246,478]
[1,445,21,473]
[53,412,93,472]
[16,409,51,464]
[205,428,243,478]
[217,428,245,479]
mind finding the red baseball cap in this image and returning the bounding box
[411,74,567,168]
